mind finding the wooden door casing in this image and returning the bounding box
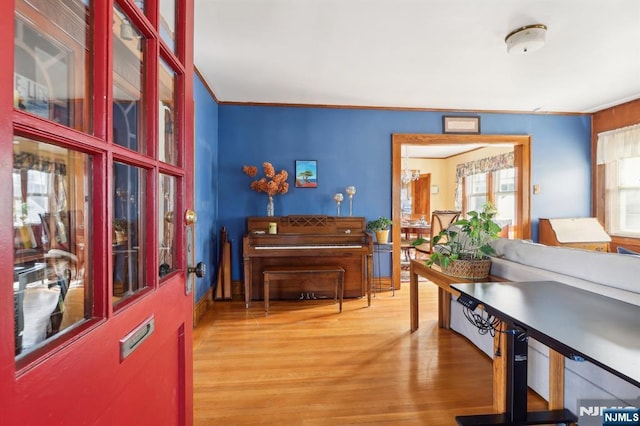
[391,134,531,287]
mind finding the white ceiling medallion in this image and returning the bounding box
[505,24,547,54]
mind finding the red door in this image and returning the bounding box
[1,1,195,424]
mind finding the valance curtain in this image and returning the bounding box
[596,123,640,233]
[14,152,68,175]
[454,152,514,210]
[596,123,640,165]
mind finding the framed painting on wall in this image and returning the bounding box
[443,115,481,134]
[295,160,317,188]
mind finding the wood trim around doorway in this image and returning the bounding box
[391,133,531,287]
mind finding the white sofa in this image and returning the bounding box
[449,238,640,414]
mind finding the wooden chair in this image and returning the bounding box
[400,227,417,262]
[497,224,510,238]
[414,210,461,256]
[400,220,430,262]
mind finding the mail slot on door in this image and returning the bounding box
[119,315,155,361]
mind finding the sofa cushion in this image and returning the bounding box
[490,238,640,299]
[617,245,640,256]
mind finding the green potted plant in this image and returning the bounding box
[367,216,393,244]
[415,203,502,279]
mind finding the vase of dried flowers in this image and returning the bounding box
[243,162,289,217]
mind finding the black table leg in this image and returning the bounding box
[455,324,577,426]
[507,327,529,423]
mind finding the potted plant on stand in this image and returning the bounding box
[113,218,129,245]
[415,203,502,279]
[367,216,393,244]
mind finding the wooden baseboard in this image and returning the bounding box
[193,287,213,327]
[232,280,244,300]
[193,280,247,327]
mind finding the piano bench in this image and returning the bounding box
[262,266,345,316]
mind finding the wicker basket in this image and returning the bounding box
[441,258,491,280]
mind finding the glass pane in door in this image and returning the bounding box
[14,0,93,132]
[112,163,147,305]
[12,136,93,357]
[113,5,147,154]
[159,59,177,165]
[158,174,177,278]
[134,0,145,13]
[159,0,176,53]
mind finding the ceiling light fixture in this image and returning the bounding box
[401,146,421,185]
[505,24,547,54]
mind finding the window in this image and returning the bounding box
[597,124,640,237]
[493,168,516,227]
[605,157,640,236]
[462,167,516,232]
[13,169,50,227]
[465,173,487,213]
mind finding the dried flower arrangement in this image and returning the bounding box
[242,162,289,196]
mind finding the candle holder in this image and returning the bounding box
[333,193,344,216]
[345,186,356,216]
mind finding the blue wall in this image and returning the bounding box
[217,105,592,280]
[194,75,219,301]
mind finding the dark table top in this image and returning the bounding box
[451,280,640,388]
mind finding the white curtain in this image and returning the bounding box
[596,123,640,165]
[596,123,640,233]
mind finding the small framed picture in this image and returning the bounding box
[443,116,481,134]
[295,160,317,188]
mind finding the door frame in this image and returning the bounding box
[391,133,531,286]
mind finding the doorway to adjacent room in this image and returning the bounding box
[391,133,532,285]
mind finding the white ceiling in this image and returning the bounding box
[194,0,640,114]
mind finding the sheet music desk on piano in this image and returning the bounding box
[243,216,374,308]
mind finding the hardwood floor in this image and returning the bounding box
[193,282,547,425]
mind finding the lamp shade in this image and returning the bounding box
[505,24,547,54]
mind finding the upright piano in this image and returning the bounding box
[243,215,373,308]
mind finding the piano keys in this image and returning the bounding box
[243,215,373,308]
